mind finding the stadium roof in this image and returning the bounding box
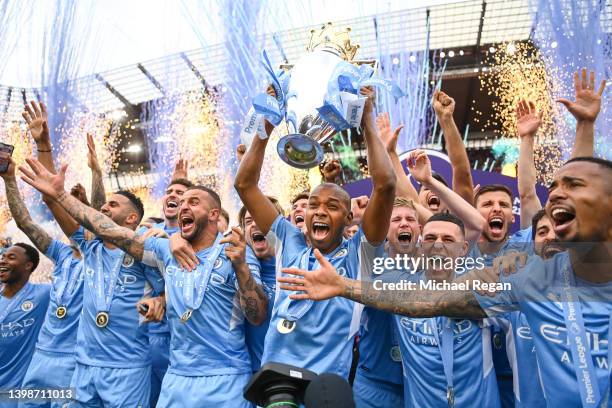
[0,0,536,120]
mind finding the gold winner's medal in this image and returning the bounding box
[95,311,109,328]
[277,319,297,334]
[56,306,67,319]
[180,310,192,323]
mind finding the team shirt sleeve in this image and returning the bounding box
[142,236,173,272]
[473,256,541,316]
[348,227,385,281]
[44,239,74,267]
[271,214,307,266]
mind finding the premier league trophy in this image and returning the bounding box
[242,22,401,169]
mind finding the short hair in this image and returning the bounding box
[393,197,417,211]
[432,171,449,187]
[186,186,221,209]
[167,178,193,189]
[531,209,548,240]
[144,216,164,225]
[312,183,351,211]
[14,243,40,271]
[238,196,284,228]
[474,184,513,204]
[219,208,229,223]
[291,191,310,206]
[423,212,465,237]
[564,156,612,170]
[116,190,144,222]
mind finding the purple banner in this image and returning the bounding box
[343,149,549,234]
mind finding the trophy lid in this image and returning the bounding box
[307,22,360,61]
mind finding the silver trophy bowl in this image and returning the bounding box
[277,50,345,169]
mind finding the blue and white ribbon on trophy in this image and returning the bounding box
[241,49,407,145]
[240,51,292,145]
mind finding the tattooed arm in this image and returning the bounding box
[234,262,269,325]
[339,276,486,319]
[18,157,145,260]
[1,163,52,253]
[277,248,488,319]
[221,227,268,325]
[54,191,145,260]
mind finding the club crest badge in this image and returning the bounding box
[21,300,34,312]
[333,248,348,258]
[213,258,223,269]
[122,255,134,268]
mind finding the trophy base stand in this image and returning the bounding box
[277,134,324,169]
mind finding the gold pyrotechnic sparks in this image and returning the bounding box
[480,41,568,184]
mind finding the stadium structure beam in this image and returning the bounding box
[95,74,137,116]
[180,52,209,90]
[137,63,166,96]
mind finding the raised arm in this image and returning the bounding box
[516,100,542,229]
[376,112,433,225]
[278,248,487,319]
[18,158,145,260]
[87,133,106,211]
[220,227,268,325]
[432,90,475,206]
[408,149,485,244]
[23,101,54,174]
[234,122,280,234]
[359,88,396,245]
[557,69,606,158]
[0,156,52,253]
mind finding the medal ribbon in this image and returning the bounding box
[430,316,455,407]
[94,246,124,314]
[560,265,612,408]
[0,283,31,324]
[277,240,349,322]
[55,257,82,307]
[182,233,224,314]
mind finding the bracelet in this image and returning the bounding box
[37,148,52,153]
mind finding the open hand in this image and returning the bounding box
[376,112,404,153]
[277,248,343,300]
[516,99,542,138]
[22,101,50,146]
[557,68,606,122]
[19,157,66,199]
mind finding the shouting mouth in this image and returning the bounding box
[551,207,576,236]
[180,214,195,234]
[398,231,413,243]
[251,231,268,249]
[488,216,505,236]
[311,221,330,241]
[294,214,305,227]
[427,195,440,211]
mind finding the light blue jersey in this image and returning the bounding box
[475,251,612,407]
[35,239,84,354]
[354,257,404,407]
[142,235,259,376]
[19,239,83,408]
[261,215,383,378]
[395,271,500,408]
[245,254,275,372]
[0,283,50,395]
[71,228,163,368]
[490,312,546,407]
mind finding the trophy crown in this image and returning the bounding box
[307,22,359,61]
